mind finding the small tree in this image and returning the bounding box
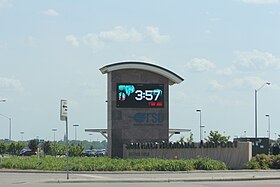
[7,143,14,155]
[42,141,51,155]
[0,142,6,154]
[205,131,230,143]
[14,142,25,155]
[177,136,185,143]
[187,132,194,143]
[50,142,60,156]
[57,144,66,156]
[69,144,84,157]
[7,142,16,155]
[28,139,39,152]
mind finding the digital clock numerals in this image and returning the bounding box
[135,89,162,101]
[116,84,164,108]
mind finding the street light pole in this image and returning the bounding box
[254,82,270,139]
[0,113,12,141]
[244,131,247,137]
[265,114,270,140]
[9,117,11,140]
[20,131,24,141]
[52,128,57,142]
[196,109,204,142]
[89,133,93,142]
[73,124,79,141]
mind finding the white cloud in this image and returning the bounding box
[0,0,12,8]
[216,66,236,75]
[231,76,269,90]
[0,77,23,91]
[65,26,169,49]
[83,33,105,49]
[234,49,280,71]
[145,26,170,43]
[240,0,280,4]
[99,26,143,42]
[209,76,271,91]
[208,95,246,107]
[210,80,225,90]
[65,35,79,47]
[186,58,216,72]
[43,9,60,17]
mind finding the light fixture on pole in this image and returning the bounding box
[0,113,12,141]
[20,131,24,141]
[265,114,270,140]
[89,133,93,142]
[244,131,247,137]
[196,109,204,142]
[73,124,79,141]
[52,128,57,142]
[254,82,270,138]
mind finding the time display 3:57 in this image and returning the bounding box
[117,83,164,108]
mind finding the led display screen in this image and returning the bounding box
[116,83,164,108]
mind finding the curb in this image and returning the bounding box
[1,169,280,174]
[43,176,280,184]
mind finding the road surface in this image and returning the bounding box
[1,170,280,187]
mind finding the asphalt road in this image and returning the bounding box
[1,170,280,187]
[3,181,280,187]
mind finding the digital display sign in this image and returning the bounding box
[117,83,164,108]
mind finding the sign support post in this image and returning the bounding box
[60,100,69,180]
[65,116,69,180]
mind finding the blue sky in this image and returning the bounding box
[1,0,280,142]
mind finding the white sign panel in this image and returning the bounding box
[60,100,68,121]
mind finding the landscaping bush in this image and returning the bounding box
[271,155,280,169]
[0,156,227,171]
[245,154,280,169]
[193,157,227,170]
[245,159,261,169]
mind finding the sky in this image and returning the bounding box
[1,0,280,142]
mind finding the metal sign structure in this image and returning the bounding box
[60,100,68,121]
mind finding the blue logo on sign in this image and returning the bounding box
[132,112,164,123]
[133,113,146,123]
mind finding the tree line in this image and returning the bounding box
[0,139,107,156]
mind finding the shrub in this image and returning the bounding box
[0,156,227,171]
[254,154,272,169]
[271,155,280,169]
[245,159,261,169]
[245,154,280,169]
[193,157,227,170]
